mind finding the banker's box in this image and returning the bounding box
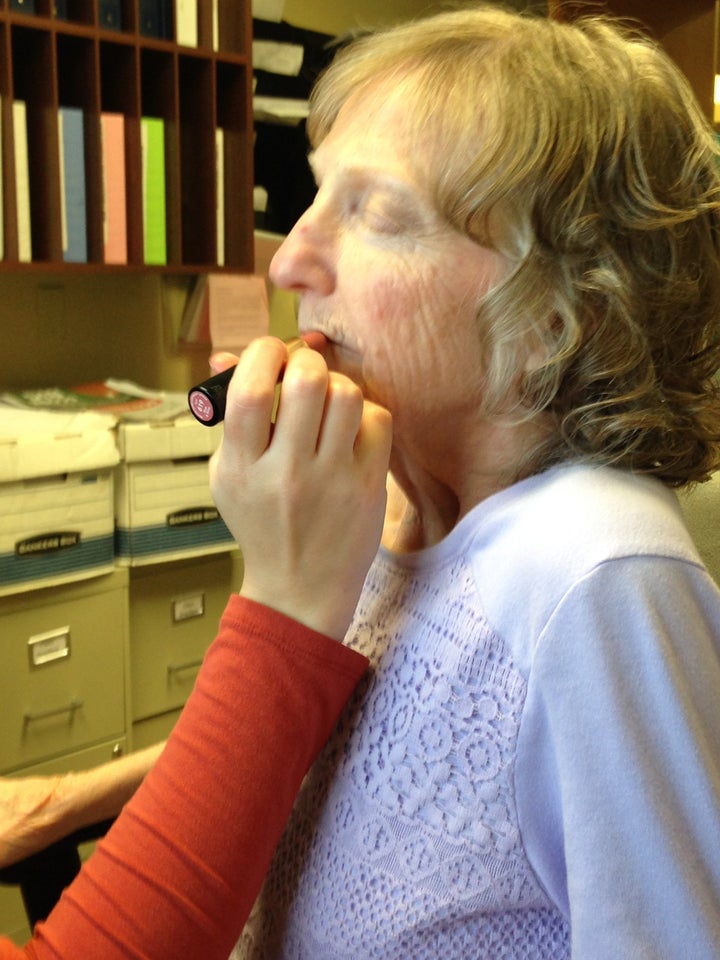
[0,411,118,597]
[114,415,234,566]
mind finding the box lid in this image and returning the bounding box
[116,412,223,462]
[0,409,119,482]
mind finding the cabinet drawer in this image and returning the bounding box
[0,882,28,948]
[0,573,128,774]
[129,551,242,721]
[132,709,183,750]
[16,737,129,776]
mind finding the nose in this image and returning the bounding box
[269,204,336,296]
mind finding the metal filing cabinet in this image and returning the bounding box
[0,570,130,946]
[0,570,129,776]
[129,551,243,746]
[0,552,243,944]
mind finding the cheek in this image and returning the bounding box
[358,267,467,403]
[359,267,446,373]
[360,261,453,342]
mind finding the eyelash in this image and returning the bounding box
[362,209,402,235]
[346,195,402,235]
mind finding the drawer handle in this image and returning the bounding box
[23,698,84,726]
[167,658,203,676]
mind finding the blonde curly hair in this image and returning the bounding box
[308,5,720,487]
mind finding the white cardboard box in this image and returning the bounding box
[115,412,221,463]
[0,410,119,595]
[114,415,234,566]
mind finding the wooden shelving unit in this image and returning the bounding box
[0,0,254,272]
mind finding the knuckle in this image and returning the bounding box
[329,373,363,403]
[231,382,277,411]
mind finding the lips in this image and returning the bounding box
[298,327,363,383]
[299,330,329,352]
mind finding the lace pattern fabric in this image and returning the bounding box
[233,550,569,959]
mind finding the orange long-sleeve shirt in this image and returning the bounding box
[0,594,368,960]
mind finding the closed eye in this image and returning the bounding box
[308,153,433,239]
[356,200,404,235]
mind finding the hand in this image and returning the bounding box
[209,337,392,639]
[0,774,68,868]
[0,745,163,868]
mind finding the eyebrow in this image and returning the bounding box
[307,151,420,197]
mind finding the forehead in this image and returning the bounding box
[310,82,432,185]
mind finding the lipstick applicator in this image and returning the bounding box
[187,337,306,427]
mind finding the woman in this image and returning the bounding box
[0,338,392,958]
[232,7,720,959]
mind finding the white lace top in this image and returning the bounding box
[233,465,720,959]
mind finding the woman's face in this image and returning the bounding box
[269,85,509,440]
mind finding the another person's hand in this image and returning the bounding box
[0,774,67,868]
[209,337,392,639]
[0,744,164,869]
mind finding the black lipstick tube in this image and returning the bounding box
[187,337,306,426]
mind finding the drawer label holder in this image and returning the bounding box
[28,626,71,668]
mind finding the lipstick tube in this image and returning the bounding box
[187,337,306,426]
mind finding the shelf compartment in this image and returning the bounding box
[216,0,247,56]
[99,39,139,264]
[57,34,102,261]
[178,52,214,265]
[59,0,95,28]
[11,25,58,262]
[216,59,251,269]
[140,46,178,265]
[0,20,15,260]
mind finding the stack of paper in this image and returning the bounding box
[175,0,197,46]
[13,100,31,262]
[0,379,189,422]
[58,105,87,263]
[101,112,127,264]
[141,116,167,265]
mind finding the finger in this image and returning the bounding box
[208,351,240,374]
[272,347,330,452]
[314,374,365,460]
[223,337,287,458]
[355,401,393,477]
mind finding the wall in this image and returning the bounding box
[604,0,715,119]
[0,273,205,392]
[282,0,437,35]
[281,0,547,35]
